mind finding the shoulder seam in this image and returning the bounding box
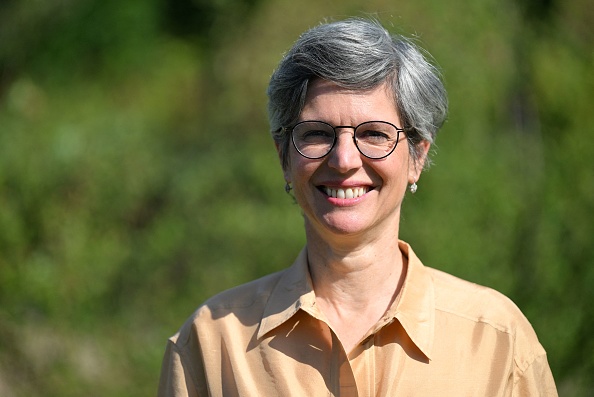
[434,306,514,335]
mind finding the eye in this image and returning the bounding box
[298,128,334,143]
[303,129,333,137]
[355,122,399,148]
[357,129,391,143]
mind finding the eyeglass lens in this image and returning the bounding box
[292,121,400,159]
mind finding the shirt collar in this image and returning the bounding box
[257,241,435,359]
[257,248,315,340]
[390,241,435,360]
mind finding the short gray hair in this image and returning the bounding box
[267,18,448,169]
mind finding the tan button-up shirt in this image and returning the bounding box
[158,241,557,396]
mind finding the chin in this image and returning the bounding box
[317,214,371,236]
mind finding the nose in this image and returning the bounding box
[326,129,363,172]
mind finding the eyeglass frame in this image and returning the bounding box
[282,120,406,160]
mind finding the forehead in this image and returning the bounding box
[300,79,399,124]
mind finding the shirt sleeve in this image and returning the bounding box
[513,354,558,397]
[158,339,200,397]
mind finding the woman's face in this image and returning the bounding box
[281,79,429,241]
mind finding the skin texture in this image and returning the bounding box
[278,79,430,353]
[282,79,428,243]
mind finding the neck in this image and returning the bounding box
[303,221,407,353]
[304,220,406,312]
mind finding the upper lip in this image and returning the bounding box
[316,180,375,189]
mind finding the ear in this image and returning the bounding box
[408,140,431,183]
[275,141,291,182]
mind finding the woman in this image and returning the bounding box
[159,18,557,396]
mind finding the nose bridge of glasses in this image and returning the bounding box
[333,126,357,143]
[331,126,361,160]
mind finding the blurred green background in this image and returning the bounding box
[0,0,592,395]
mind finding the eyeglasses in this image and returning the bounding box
[286,120,404,160]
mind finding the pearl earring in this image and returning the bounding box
[285,182,292,194]
[409,180,418,194]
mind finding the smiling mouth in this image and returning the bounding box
[320,186,370,199]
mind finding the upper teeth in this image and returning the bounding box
[324,187,368,199]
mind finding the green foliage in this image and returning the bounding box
[0,0,592,395]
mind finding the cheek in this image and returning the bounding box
[375,153,411,190]
[286,152,315,184]
[387,145,410,175]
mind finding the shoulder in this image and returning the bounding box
[171,269,286,347]
[428,267,527,332]
[427,266,546,364]
[421,265,556,393]
[203,269,286,312]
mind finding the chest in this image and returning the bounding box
[203,312,515,397]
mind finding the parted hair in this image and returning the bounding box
[267,18,448,169]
